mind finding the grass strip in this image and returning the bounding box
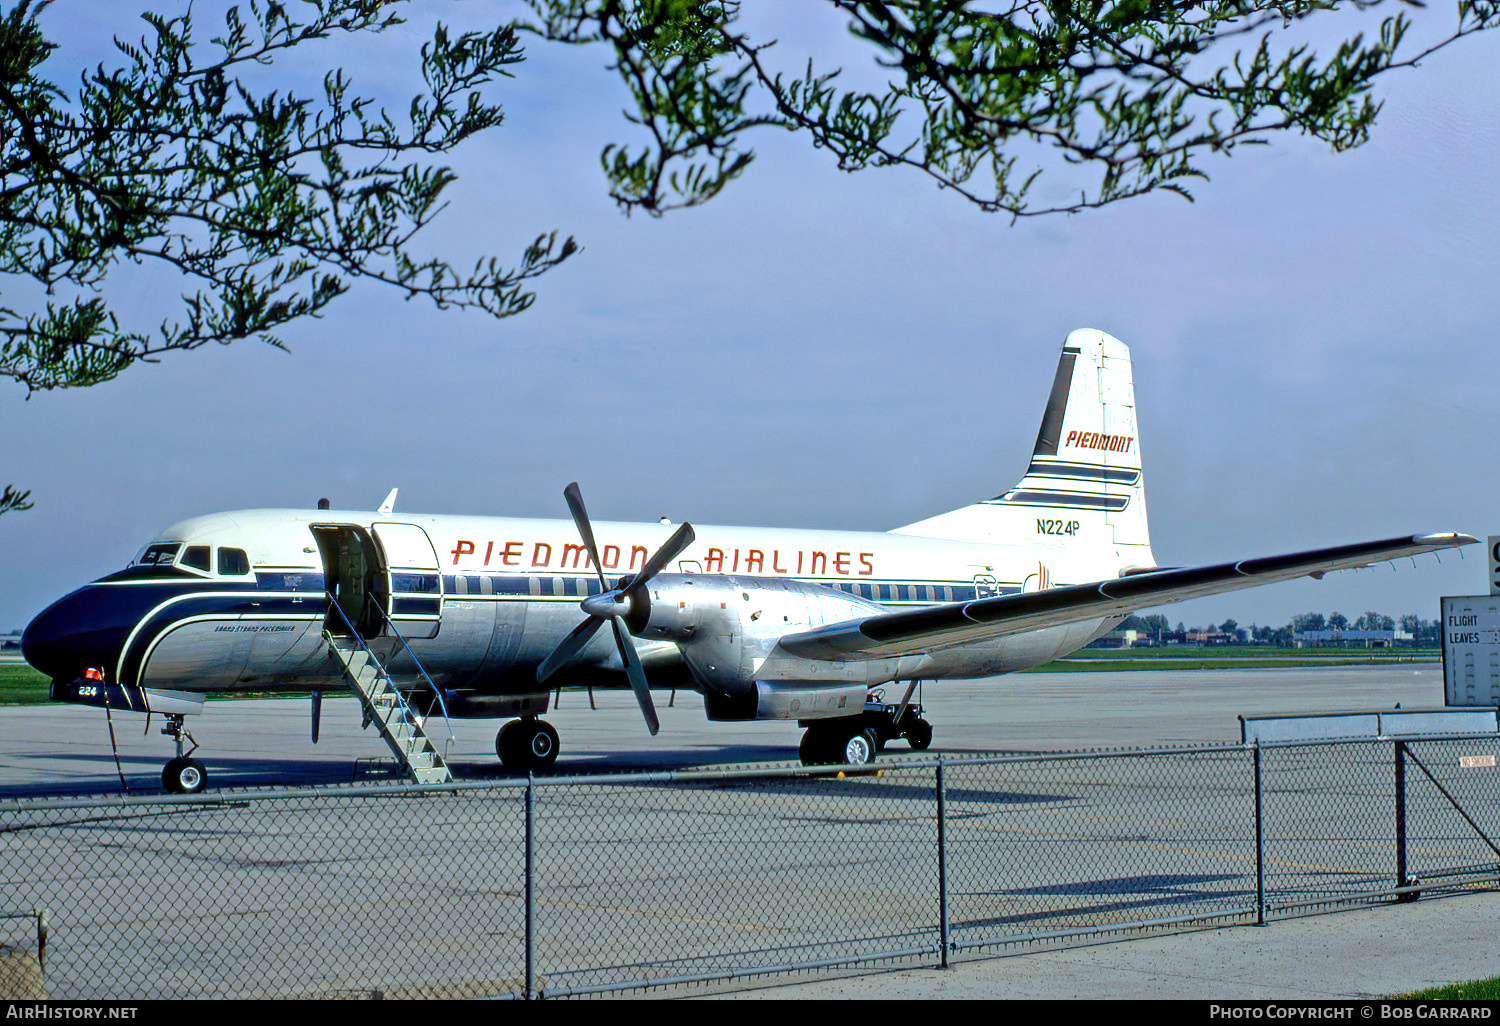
[1024,657,1440,672]
[1393,976,1500,1000]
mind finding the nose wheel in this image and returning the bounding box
[163,756,207,794]
[160,714,207,794]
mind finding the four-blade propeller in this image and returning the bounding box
[536,483,695,735]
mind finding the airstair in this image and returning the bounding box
[325,602,454,785]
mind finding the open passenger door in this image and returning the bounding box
[312,523,443,641]
[372,522,443,640]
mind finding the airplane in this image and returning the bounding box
[21,329,1476,793]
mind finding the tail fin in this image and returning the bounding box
[892,329,1155,568]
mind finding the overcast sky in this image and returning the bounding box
[2,2,1496,634]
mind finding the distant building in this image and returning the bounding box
[1086,628,1142,649]
[1293,629,1410,649]
[1182,630,1238,646]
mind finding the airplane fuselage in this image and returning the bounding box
[22,507,1120,710]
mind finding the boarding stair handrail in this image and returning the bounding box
[366,600,456,752]
[322,595,455,757]
[323,600,450,782]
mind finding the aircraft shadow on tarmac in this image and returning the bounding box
[622,774,1075,808]
[4,744,1078,805]
[0,744,822,796]
[958,873,1253,930]
[0,753,377,798]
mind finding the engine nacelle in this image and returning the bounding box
[754,680,868,721]
[634,574,888,713]
[438,690,552,719]
[630,573,708,641]
[702,680,869,722]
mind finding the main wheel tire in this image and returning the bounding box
[162,757,207,794]
[905,717,933,751]
[525,719,559,768]
[799,727,833,767]
[840,728,879,767]
[497,719,560,770]
[495,722,519,766]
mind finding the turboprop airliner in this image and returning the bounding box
[22,329,1476,792]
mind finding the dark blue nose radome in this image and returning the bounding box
[22,586,141,682]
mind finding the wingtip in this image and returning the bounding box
[1413,532,1479,548]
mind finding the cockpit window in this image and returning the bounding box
[98,564,198,582]
[106,540,256,581]
[136,544,180,566]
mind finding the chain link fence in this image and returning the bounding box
[3,733,1498,999]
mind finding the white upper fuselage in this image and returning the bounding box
[155,507,1120,600]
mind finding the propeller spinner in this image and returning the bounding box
[536,483,695,735]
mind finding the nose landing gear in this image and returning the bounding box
[160,715,207,794]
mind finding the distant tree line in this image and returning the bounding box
[1116,612,1439,647]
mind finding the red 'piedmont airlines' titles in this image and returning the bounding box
[1065,431,1133,452]
[448,539,877,577]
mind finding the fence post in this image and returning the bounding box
[936,756,949,968]
[1253,744,1265,925]
[525,772,536,1000]
[1394,740,1413,902]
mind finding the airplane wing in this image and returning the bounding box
[777,533,1477,661]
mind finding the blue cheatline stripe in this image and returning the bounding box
[391,572,440,595]
[832,581,1021,603]
[987,489,1130,511]
[1024,460,1141,485]
[442,574,1019,604]
[117,573,1021,616]
[445,574,605,598]
[254,571,324,591]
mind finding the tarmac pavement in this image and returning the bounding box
[703,890,1500,1000]
[4,663,1496,1001]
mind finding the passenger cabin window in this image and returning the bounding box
[218,548,251,576]
[181,546,211,572]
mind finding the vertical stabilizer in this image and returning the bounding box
[892,329,1155,570]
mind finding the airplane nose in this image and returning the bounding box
[21,587,136,681]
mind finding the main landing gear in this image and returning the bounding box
[496,717,560,771]
[798,696,932,768]
[160,714,208,794]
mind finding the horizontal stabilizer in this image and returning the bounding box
[778,532,1477,661]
